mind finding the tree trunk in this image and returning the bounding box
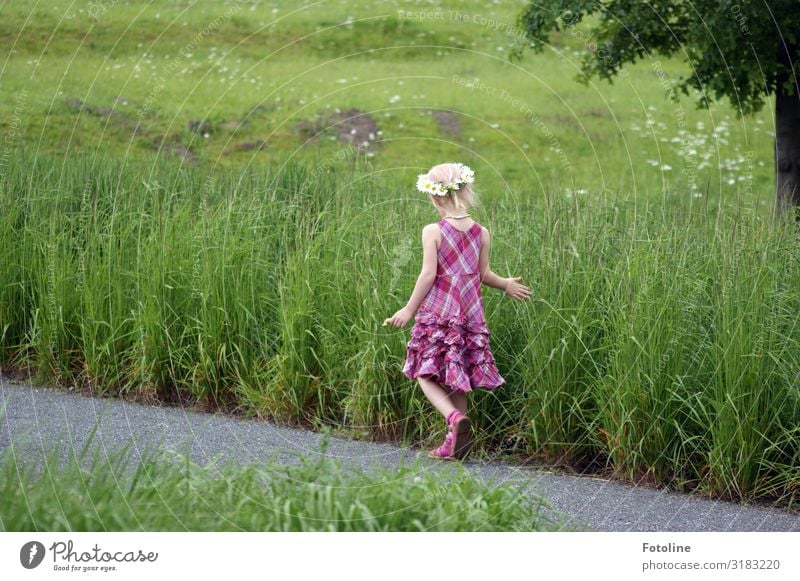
[775,38,800,222]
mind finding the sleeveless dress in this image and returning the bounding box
[402,219,506,393]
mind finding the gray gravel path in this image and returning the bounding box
[1,375,798,532]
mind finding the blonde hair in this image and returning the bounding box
[424,162,479,211]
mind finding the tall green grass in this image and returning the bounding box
[1,149,798,508]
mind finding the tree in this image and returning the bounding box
[515,0,800,220]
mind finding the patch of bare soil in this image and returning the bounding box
[294,108,380,152]
[63,97,146,138]
[151,133,196,162]
[430,108,461,137]
[225,140,267,154]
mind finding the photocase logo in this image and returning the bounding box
[20,541,46,569]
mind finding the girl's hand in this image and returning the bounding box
[504,277,532,301]
[384,306,414,328]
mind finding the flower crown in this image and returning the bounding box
[416,163,475,196]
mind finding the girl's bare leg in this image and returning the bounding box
[448,388,467,415]
[418,377,457,418]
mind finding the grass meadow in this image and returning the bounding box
[0,0,777,204]
[0,0,798,513]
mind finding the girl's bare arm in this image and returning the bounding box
[478,228,506,289]
[478,227,532,301]
[384,224,439,327]
[481,269,510,291]
[404,224,439,313]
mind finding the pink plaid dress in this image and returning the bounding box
[402,219,506,393]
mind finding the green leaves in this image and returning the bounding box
[517,0,800,116]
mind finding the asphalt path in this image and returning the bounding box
[1,375,797,532]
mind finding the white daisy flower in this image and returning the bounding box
[416,175,446,196]
[417,163,475,196]
[457,163,475,184]
[416,174,431,193]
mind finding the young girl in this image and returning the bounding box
[384,162,531,461]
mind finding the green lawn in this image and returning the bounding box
[0,0,776,207]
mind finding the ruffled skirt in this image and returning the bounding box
[402,310,505,393]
